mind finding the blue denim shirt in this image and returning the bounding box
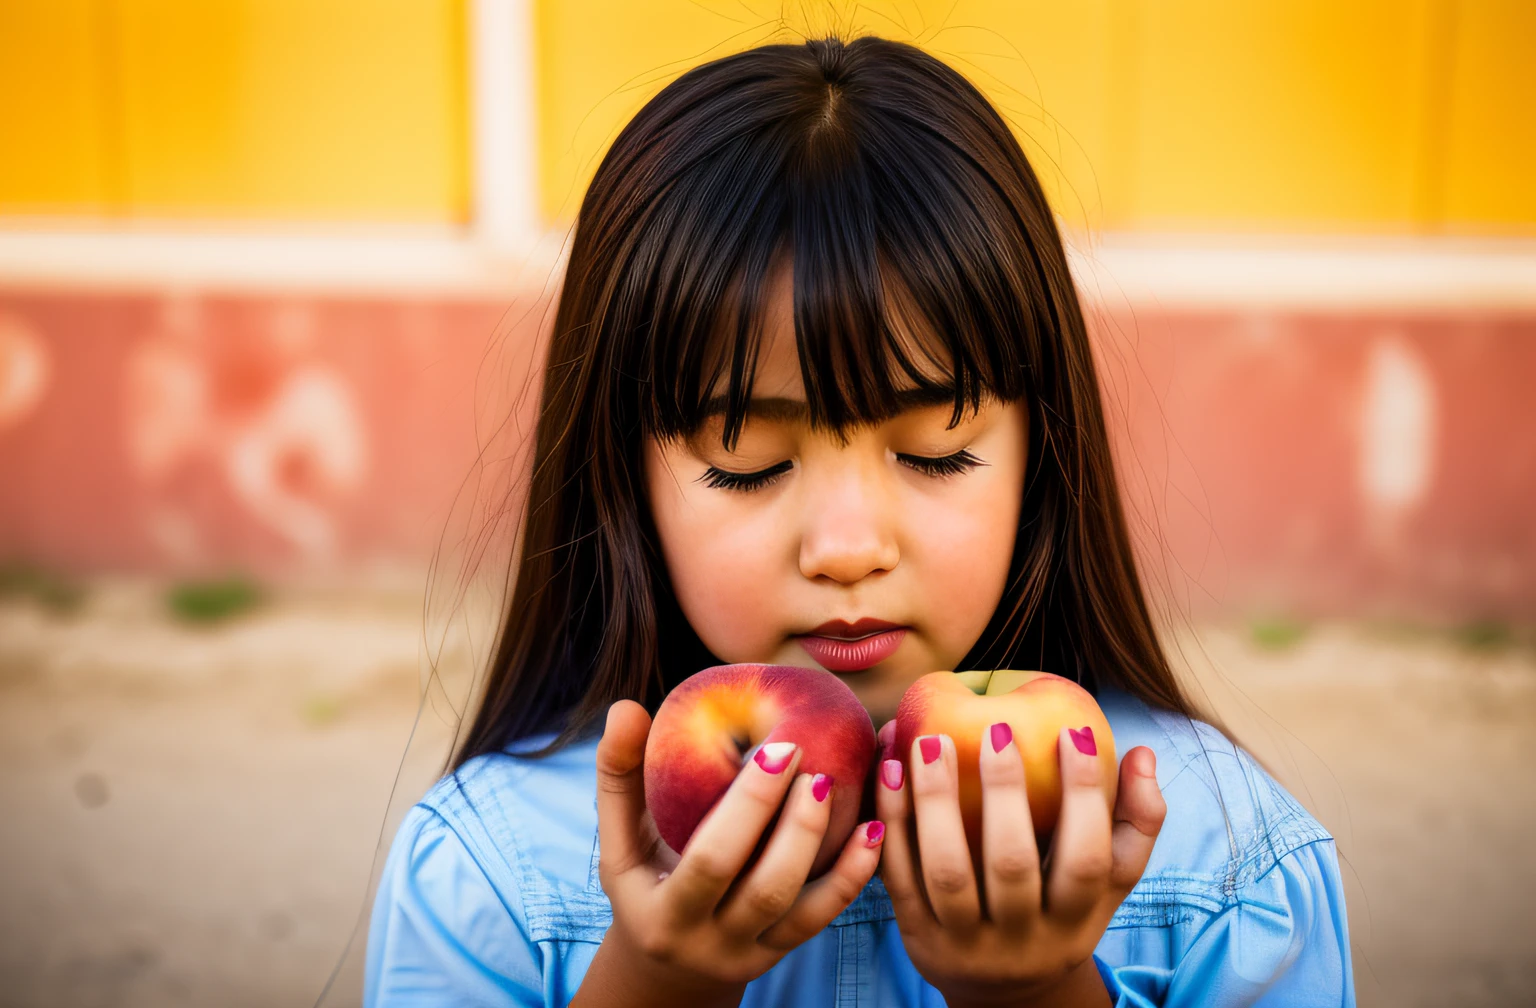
[365,688,1354,1006]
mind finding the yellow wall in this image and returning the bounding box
[0,0,113,212]
[536,0,1536,234]
[1440,1,1536,233]
[0,0,469,221]
[1,0,1531,233]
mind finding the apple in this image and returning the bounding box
[644,663,877,877]
[893,670,1117,854]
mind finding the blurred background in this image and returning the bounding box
[1,1,1532,1006]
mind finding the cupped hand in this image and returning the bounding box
[874,720,1166,1008]
[574,701,885,1007]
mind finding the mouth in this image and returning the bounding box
[795,619,908,673]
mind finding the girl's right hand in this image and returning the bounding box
[572,700,885,1008]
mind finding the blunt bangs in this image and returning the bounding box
[587,37,1058,450]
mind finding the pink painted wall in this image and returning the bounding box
[1092,307,1536,620]
[0,291,542,577]
[1,288,1532,618]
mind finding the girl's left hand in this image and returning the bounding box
[873,721,1166,1008]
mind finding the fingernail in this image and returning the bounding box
[754,741,797,773]
[1069,726,1096,756]
[863,821,885,847]
[880,758,904,791]
[811,773,833,802]
[989,722,1013,753]
[919,735,942,764]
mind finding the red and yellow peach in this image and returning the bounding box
[644,663,877,877]
[894,670,1117,854]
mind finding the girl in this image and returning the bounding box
[365,36,1354,1007]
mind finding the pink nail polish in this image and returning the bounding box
[1069,726,1097,756]
[863,821,885,847]
[990,722,1013,753]
[919,736,942,764]
[754,741,796,774]
[812,773,833,802]
[880,758,904,791]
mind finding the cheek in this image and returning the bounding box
[904,465,1023,662]
[646,448,789,661]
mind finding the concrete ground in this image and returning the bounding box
[0,582,1532,1007]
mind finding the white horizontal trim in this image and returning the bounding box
[1,223,1534,309]
[1069,232,1536,310]
[0,222,566,296]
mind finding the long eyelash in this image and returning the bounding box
[897,448,987,478]
[697,460,793,491]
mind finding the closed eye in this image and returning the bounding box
[697,460,793,492]
[896,449,986,478]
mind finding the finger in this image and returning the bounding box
[1109,746,1166,894]
[1044,725,1114,922]
[873,753,933,929]
[666,741,802,921]
[877,720,897,761]
[716,772,832,937]
[760,820,884,950]
[909,733,982,932]
[594,701,656,877]
[978,721,1041,933]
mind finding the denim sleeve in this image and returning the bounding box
[364,804,546,1008]
[1098,840,1354,1007]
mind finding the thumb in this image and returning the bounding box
[595,700,654,875]
[597,698,650,777]
[1109,746,1166,893]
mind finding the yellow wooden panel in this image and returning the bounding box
[0,0,112,212]
[536,0,781,224]
[1126,0,1435,231]
[535,0,1114,227]
[926,1,1116,230]
[1441,0,1536,232]
[114,0,468,221]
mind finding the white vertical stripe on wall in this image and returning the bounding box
[472,0,540,249]
[1360,334,1436,519]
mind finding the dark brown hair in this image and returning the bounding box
[454,35,1194,767]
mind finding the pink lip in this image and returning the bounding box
[797,627,908,673]
[807,618,903,638]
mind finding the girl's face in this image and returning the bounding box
[644,269,1028,725]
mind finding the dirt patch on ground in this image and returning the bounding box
[1,584,1532,1007]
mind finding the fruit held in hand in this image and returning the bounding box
[894,670,1116,852]
[644,663,876,877]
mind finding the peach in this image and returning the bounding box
[644,663,877,877]
[894,670,1117,855]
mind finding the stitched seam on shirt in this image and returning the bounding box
[1113,870,1226,925]
[835,925,859,1008]
[586,802,603,894]
[1232,809,1332,888]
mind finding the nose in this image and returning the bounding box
[797,461,900,585]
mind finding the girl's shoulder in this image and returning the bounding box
[1099,687,1336,916]
[364,735,610,1005]
[410,731,611,943]
[1096,690,1355,1003]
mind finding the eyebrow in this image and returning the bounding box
[700,386,960,423]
